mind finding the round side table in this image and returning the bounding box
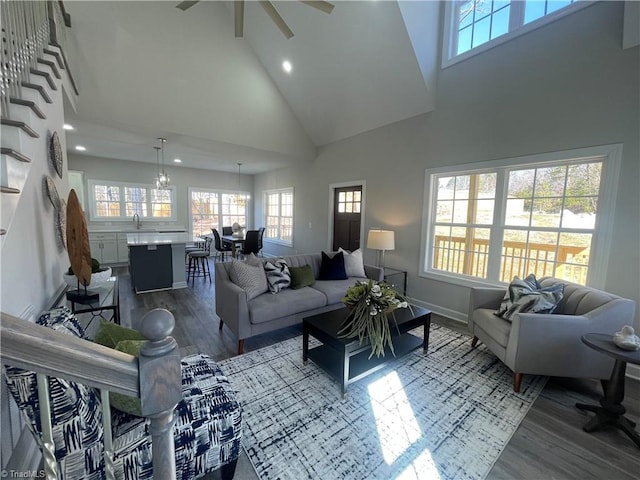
[576,333,640,448]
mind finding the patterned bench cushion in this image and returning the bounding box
[3,309,242,480]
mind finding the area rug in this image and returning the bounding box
[218,325,547,480]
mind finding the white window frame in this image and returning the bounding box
[188,187,251,237]
[87,179,177,222]
[419,144,622,290]
[442,0,594,68]
[263,187,294,246]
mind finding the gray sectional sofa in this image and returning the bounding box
[215,253,383,354]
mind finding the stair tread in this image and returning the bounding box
[37,58,61,79]
[29,68,57,90]
[43,48,65,69]
[21,82,53,104]
[9,98,46,119]
[0,229,6,236]
[0,118,40,138]
[1,148,32,163]
[1,186,21,194]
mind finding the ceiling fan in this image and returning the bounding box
[176,0,334,39]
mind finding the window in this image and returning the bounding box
[443,0,588,67]
[421,145,621,288]
[264,188,294,245]
[88,180,176,221]
[189,188,250,236]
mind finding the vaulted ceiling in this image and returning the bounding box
[63,1,440,174]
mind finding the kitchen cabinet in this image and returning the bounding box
[116,233,130,263]
[89,233,118,265]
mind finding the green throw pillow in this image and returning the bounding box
[111,339,146,416]
[93,321,145,349]
[289,264,315,289]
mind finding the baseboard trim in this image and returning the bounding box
[407,298,467,324]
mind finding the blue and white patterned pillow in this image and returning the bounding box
[264,259,291,294]
[495,274,565,321]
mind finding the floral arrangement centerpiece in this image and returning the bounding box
[339,279,410,358]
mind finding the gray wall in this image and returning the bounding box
[68,154,255,231]
[254,2,640,325]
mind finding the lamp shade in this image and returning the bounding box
[367,229,395,250]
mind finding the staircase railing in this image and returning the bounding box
[1,310,182,480]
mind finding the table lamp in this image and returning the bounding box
[367,229,395,268]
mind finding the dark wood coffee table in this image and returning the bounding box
[303,305,431,397]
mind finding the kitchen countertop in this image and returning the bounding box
[127,232,193,246]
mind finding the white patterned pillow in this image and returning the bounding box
[338,247,366,278]
[264,259,291,294]
[229,259,268,300]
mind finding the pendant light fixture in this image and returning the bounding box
[156,137,170,189]
[153,145,162,188]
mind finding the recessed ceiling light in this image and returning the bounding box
[173,158,182,163]
[282,60,292,74]
[63,123,74,130]
[75,145,86,151]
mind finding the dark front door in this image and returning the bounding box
[332,186,362,251]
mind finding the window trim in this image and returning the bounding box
[442,0,595,69]
[87,179,177,222]
[419,144,622,290]
[263,187,294,247]
[188,186,251,237]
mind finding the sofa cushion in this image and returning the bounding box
[339,247,366,278]
[474,308,512,348]
[264,258,291,293]
[318,251,348,280]
[290,264,315,289]
[248,288,327,324]
[495,274,565,321]
[230,258,269,300]
[313,279,363,305]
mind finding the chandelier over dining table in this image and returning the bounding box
[155,137,170,189]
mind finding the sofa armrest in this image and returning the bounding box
[214,265,250,340]
[364,264,384,282]
[468,287,505,326]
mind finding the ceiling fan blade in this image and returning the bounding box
[175,1,199,11]
[234,0,245,37]
[259,1,294,39]
[299,1,334,15]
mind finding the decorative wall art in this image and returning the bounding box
[49,131,63,178]
[44,174,66,249]
[45,175,60,208]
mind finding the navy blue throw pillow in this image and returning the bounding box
[318,251,348,280]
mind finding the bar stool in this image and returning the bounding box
[187,236,212,284]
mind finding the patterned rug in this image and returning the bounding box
[218,325,547,480]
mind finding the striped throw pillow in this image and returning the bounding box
[264,259,291,294]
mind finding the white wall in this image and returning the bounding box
[255,2,640,325]
[67,154,255,231]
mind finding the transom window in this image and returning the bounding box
[88,180,176,221]
[443,0,587,67]
[264,188,294,245]
[421,145,621,288]
[189,188,250,236]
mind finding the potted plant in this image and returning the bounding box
[339,279,410,358]
[63,257,112,289]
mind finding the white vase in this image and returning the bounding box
[63,267,112,289]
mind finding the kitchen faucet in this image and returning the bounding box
[133,213,140,230]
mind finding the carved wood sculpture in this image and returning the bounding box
[66,189,92,286]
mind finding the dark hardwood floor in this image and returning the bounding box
[114,265,640,480]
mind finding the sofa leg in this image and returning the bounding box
[471,336,479,348]
[220,458,238,480]
[238,339,244,355]
[219,319,224,330]
[513,372,523,393]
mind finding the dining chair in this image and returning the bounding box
[239,230,261,259]
[212,229,232,261]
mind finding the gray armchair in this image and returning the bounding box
[468,277,636,392]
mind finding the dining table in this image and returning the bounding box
[221,233,245,258]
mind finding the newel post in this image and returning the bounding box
[139,308,182,479]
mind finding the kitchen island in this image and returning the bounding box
[127,232,191,293]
